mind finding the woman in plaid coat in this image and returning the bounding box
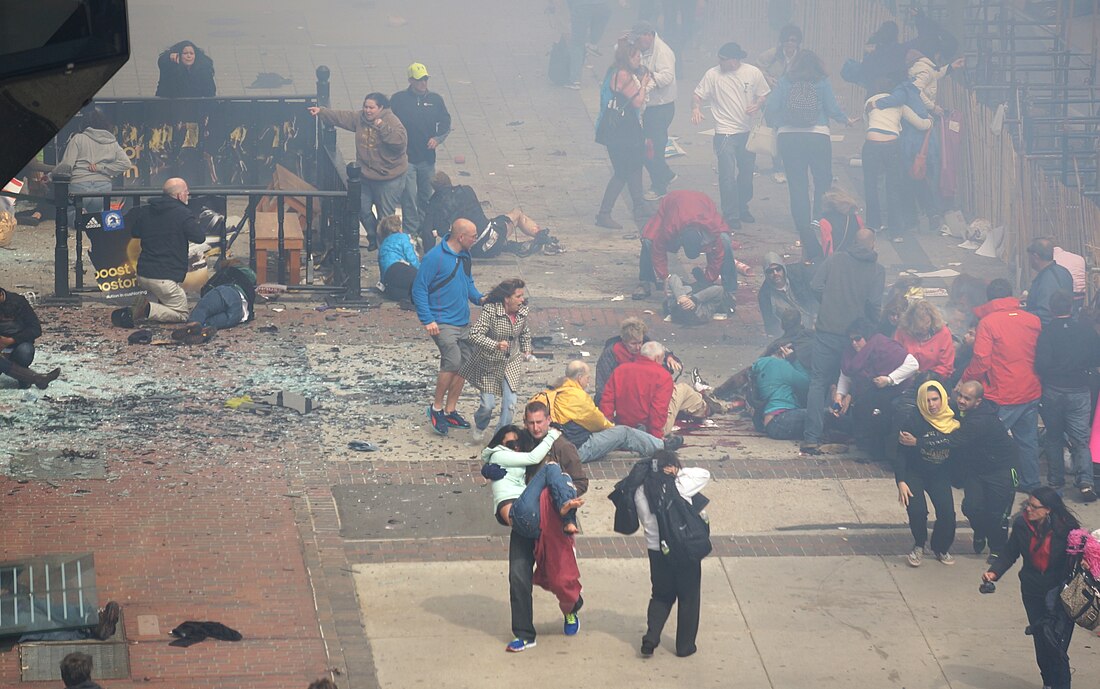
[462,278,533,437]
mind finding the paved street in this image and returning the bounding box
[2,1,1100,688]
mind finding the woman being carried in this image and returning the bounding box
[481,425,584,538]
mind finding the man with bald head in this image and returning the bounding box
[802,227,885,454]
[411,218,485,435]
[129,177,206,322]
[947,380,1017,561]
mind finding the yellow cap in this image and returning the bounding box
[407,63,429,80]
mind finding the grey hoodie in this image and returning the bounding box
[53,128,132,186]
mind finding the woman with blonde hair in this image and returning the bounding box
[893,300,954,381]
[376,214,419,302]
[805,186,864,261]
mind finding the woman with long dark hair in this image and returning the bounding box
[461,279,533,438]
[594,37,651,230]
[156,40,217,97]
[983,487,1081,689]
[764,50,856,242]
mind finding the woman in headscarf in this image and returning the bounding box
[897,380,959,567]
[983,487,1081,689]
[461,278,532,439]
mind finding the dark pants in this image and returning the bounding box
[567,0,612,84]
[804,331,848,445]
[600,140,646,223]
[765,408,806,440]
[778,131,832,235]
[1022,589,1074,689]
[189,285,245,330]
[1040,387,1094,489]
[861,138,902,231]
[381,262,417,302]
[3,341,35,366]
[508,531,538,642]
[639,233,737,294]
[713,132,754,223]
[643,102,676,191]
[644,549,701,656]
[961,472,1014,555]
[905,468,956,554]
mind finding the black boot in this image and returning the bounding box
[6,363,60,389]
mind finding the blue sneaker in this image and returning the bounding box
[506,638,536,653]
[564,612,579,636]
[427,406,448,436]
[445,410,471,429]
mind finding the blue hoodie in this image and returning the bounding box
[410,233,483,326]
[378,232,420,277]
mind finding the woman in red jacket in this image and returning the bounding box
[894,300,955,382]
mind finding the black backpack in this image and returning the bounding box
[785,80,821,127]
[646,475,712,562]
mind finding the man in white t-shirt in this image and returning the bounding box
[691,42,770,230]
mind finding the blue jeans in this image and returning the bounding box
[69,179,113,227]
[804,331,848,445]
[998,399,1041,491]
[578,424,662,463]
[510,463,578,540]
[1040,387,1094,489]
[2,342,35,366]
[567,0,612,84]
[765,408,806,440]
[189,285,245,329]
[474,377,518,434]
[360,175,405,243]
[400,160,435,235]
[713,132,755,223]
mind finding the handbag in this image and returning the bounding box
[1060,535,1100,630]
[910,127,932,180]
[746,123,778,157]
[595,71,639,146]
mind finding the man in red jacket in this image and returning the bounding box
[961,279,1042,492]
[634,190,741,308]
[600,341,708,438]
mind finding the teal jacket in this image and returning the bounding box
[751,356,809,414]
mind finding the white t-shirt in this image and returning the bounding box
[694,63,770,135]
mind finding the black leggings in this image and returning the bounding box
[644,550,701,656]
[905,467,956,554]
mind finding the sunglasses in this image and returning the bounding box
[504,440,520,450]
[766,266,784,275]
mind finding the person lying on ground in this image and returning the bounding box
[170,259,256,344]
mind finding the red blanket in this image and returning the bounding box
[531,489,582,615]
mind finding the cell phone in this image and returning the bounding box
[831,402,842,413]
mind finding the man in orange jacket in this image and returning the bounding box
[962,279,1042,492]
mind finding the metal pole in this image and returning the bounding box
[344,162,362,301]
[52,175,71,299]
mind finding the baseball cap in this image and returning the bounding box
[718,42,747,60]
[407,62,429,80]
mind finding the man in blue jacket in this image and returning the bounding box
[411,219,485,435]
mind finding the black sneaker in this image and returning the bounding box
[640,641,655,657]
[972,536,987,554]
[663,434,684,451]
[427,406,448,436]
[740,210,755,223]
[1081,486,1098,503]
[445,410,471,429]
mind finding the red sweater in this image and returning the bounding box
[894,325,955,378]
[641,190,739,283]
[599,357,673,438]
[962,297,1041,405]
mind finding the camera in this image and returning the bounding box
[979,580,996,594]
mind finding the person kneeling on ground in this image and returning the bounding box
[601,341,710,439]
[170,259,257,344]
[0,286,59,389]
[751,341,808,440]
[375,214,420,302]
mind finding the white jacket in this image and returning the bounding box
[864,94,932,137]
[634,467,711,551]
[641,34,677,107]
[909,56,949,111]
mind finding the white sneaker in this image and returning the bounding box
[642,190,662,202]
[906,546,923,567]
[934,551,955,565]
[711,313,728,321]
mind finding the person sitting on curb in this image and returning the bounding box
[751,341,809,440]
[0,286,59,389]
[601,341,709,439]
[531,359,682,464]
[664,274,728,325]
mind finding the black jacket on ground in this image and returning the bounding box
[390,87,451,165]
[989,515,1076,594]
[0,290,42,344]
[129,196,205,282]
[948,399,1017,479]
[1034,316,1100,391]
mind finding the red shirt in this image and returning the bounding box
[641,190,739,283]
[962,297,1041,405]
[599,357,673,438]
[894,325,955,378]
